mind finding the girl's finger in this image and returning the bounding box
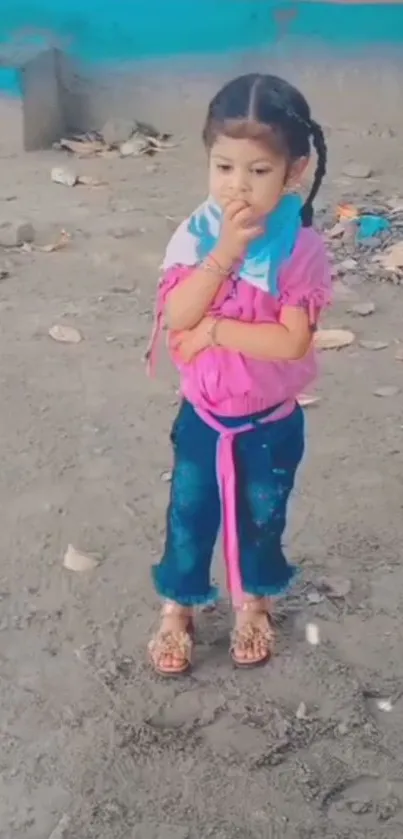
[232,206,259,228]
[225,199,250,220]
[243,225,264,241]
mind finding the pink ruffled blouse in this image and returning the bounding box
[148,226,332,604]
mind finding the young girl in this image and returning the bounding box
[147,73,331,676]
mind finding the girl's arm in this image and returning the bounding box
[213,307,312,361]
[171,307,312,364]
[164,249,229,332]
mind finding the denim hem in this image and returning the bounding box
[242,564,301,599]
[152,566,220,607]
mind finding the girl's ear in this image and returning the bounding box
[286,156,310,190]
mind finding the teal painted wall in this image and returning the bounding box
[1,2,403,93]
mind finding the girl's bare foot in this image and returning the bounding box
[148,601,194,676]
[230,596,274,668]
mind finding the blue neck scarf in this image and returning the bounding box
[163,193,303,296]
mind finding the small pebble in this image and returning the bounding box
[374,386,399,398]
[296,701,307,720]
[376,698,393,712]
[160,471,172,483]
[343,162,372,179]
[51,167,77,187]
[349,302,375,317]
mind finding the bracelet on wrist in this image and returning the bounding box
[202,252,232,277]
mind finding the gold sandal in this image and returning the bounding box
[148,602,194,677]
[230,598,275,668]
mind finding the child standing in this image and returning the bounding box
[147,73,331,676]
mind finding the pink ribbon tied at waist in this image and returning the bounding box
[193,402,289,608]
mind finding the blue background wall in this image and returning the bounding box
[1,2,403,94]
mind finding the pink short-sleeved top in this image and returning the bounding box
[148,226,332,419]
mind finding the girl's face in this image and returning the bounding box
[209,134,307,219]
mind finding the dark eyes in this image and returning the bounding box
[216,164,271,176]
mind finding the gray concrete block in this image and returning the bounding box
[20,49,91,151]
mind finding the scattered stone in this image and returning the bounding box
[63,544,99,572]
[76,174,104,187]
[0,220,35,248]
[51,167,77,187]
[343,162,372,179]
[314,328,355,351]
[0,269,10,281]
[359,340,389,351]
[349,302,375,317]
[395,347,403,361]
[328,222,347,239]
[296,702,307,720]
[376,698,393,712]
[160,471,172,483]
[49,324,82,344]
[305,622,320,646]
[101,117,135,147]
[306,590,324,605]
[373,386,400,398]
[318,576,351,598]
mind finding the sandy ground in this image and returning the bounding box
[2,58,403,838]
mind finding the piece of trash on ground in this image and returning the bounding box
[357,214,390,241]
[337,203,359,222]
[49,324,83,344]
[376,698,393,713]
[63,544,99,572]
[54,121,177,160]
[40,230,71,253]
[296,701,308,720]
[305,622,320,646]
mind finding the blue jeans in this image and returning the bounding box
[152,400,305,606]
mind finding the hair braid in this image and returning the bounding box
[301,119,327,227]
